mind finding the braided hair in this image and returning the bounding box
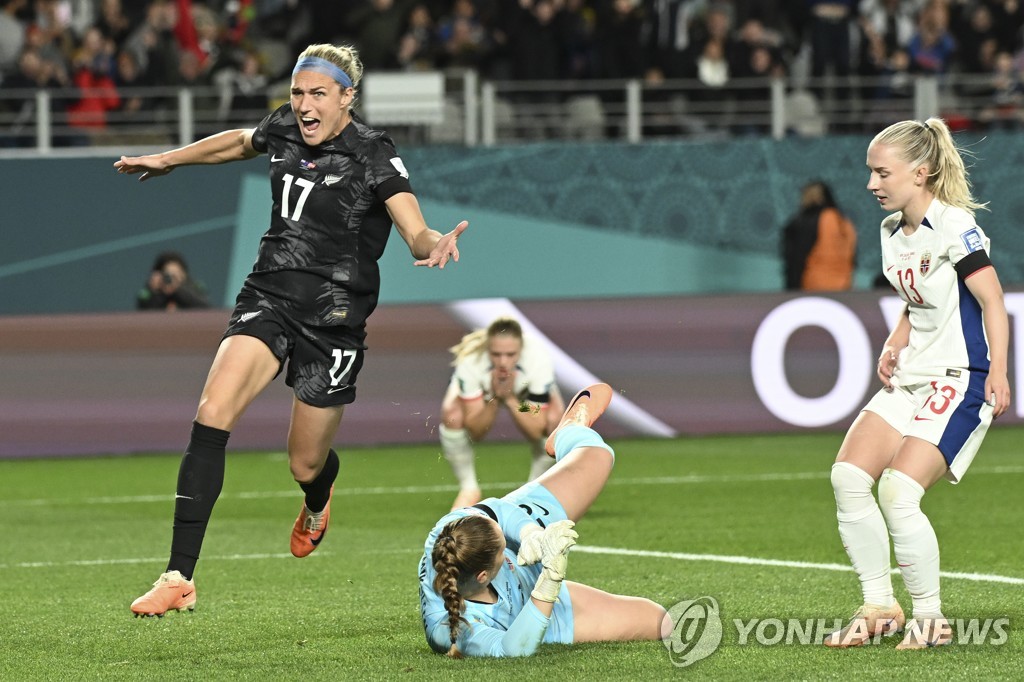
[431,515,504,658]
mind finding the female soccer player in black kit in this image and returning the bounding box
[116,43,469,616]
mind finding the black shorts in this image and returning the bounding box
[223,290,366,408]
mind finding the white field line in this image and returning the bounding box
[573,546,1024,586]
[4,465,1024,508]
[3,466,1022,584]
[3,544,1022,587]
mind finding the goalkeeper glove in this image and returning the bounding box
[518,519,577,566]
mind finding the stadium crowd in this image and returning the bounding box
[2,0,1024,140]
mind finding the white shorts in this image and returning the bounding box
[862,370,993,483]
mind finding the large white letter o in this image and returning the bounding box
[751,297,872,427]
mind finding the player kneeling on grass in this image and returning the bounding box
[419,384,669,657]
[440,316,565,511]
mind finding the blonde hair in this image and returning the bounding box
[449,317,524,366]
[296,43,364,90]
[870,117,987,215]
[431,516,503,658]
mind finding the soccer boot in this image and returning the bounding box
[823,601,905,647]
[130,570,196,617]
[896,617,953,650]
[290,485,333,558]
[544,383,613,457]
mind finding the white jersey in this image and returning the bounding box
[452,336,555,403]
[879,199,993,384]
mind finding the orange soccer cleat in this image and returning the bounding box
[290,485,333,558]
[823,601,906,647]
[130,570,197,617]
[544,383,613,457]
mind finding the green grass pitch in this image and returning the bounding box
[1,428,1022,680]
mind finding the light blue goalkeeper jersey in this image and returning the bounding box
[417,485,573,657]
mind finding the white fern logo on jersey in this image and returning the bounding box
[324,174,344,186]
[239,311,263,323]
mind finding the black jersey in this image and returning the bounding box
[246,103,413,328]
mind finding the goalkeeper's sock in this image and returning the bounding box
[528,437,554,480]
[440,425,478,491]
[554,425,615,464]
[299,448,339,514]
[831,462,895,607]
[168,421,230,580]
[878,468,942,618]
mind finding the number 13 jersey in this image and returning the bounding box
[878,198,995,384]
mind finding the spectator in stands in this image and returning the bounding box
[807,0,856,94]
[977,50,1024,130]
[67,26,121,130]
[436,0,489,69]
[123,0,180,89]
[0,0,28,75]
[348,0,416,70]
[907,0,955,76]
[782,179,858,291]
[594,0,645,79]
[987,0,1024,55]
[226,48,267,125]
[952,1,998,77]
[857,0,914,102]
[113,46,151,119]
[397,3,440,71]
[96,0,133,48]
[0,45,71,146]
[136,250,210,311]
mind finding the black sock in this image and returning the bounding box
[300,448,339,513]
[167,421,230,580]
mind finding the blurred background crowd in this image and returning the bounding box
[2,0,1024,140]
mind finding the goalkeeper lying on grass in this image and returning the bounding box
[418,384,669,657]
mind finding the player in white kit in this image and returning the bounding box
[440,317,565,510]
[824,118,1010,650]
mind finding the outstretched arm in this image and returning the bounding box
[385,192,468,267]
[114,128,260,181]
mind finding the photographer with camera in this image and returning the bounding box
[136,251,210,311]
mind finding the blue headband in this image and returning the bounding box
[292,57,353,88]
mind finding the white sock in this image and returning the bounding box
[878,468,942,618]
[831,462,895,607]
[440,425,478,491]
[527,437,554,481]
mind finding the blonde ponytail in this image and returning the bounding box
[871,117,987,215]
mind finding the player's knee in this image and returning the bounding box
[831,461,874,496]
[877,468,924,521]
[442,406,464,429]
[288,452,324,483]
[195,398,239,431]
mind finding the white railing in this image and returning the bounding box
[0,70,999,155]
